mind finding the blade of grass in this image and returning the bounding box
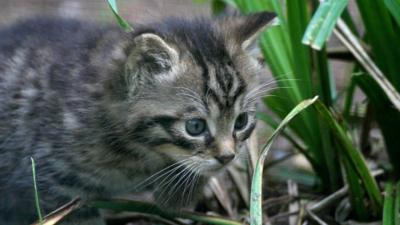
[31,197,81,225]
[250,96,319,225]
[396,181,400,225]
[287,0,342,192]
[343,75,357,118]
[92,199,241,225]
[31,157,43,225]
[313,46,341,191]
[302,0,349,50]
[314,100,383,214]
[384,0,400,27]
[355,0,400,88]
[106,0,133,32]
[354,73,400,179]
[341,155,368,220]
[256,111,309,158]
[383,182,395,225]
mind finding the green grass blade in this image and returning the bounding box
[92,200,241,225]
[383,182,395,225]
[256,112,311,159]
[287,0,312,98]
[106,0,134,32]
[218,0,238,8]
[343,75,357,118]
[384,0,400,27]
[354,74,400,179]
[250,96,319,225]
[314,101,383,214]
[302,0,349,50]
[355,0,400,88]
[342,155,368,220]
[31,157,43,225]
[396,181,400,225]
[313,48,341,191]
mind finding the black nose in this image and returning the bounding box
[215,153,235,164]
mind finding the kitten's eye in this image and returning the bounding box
[185,118,206,136]
[234,113,248,130]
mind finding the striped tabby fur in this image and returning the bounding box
[0,12,275,224]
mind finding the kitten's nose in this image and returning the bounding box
[215,152,235,164]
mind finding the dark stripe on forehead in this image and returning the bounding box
[215,64,232,94]
[233,72,246,101]
[207,87,225,109]
[212,60,247,108]
[192,45,225,109]
[146,17,247,109]
[225,61,246,106]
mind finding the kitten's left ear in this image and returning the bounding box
[219,11,276,50]
[240,12,276,50]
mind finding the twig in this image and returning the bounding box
[309,186,348,212]
[306,208,328,225]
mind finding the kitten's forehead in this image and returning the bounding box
[165,18,258,110]
[132,17,262,117]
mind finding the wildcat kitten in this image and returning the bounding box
[0,12,275,225]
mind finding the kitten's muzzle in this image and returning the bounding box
[214,139,236,165]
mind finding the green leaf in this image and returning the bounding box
[302,0,349,50]
[396,181,400,225]
[314,100,383,215]
[212,0,228,14]
[106,0,134,32]
[250,96,318,225]
[92,199,241,225]
[31,157,43,225]
[342,155,369,220]
[355,74,400,179]
[383,182,395,225]
[355,0,400,89]
[384,0,400,27]
[217,0,237,8]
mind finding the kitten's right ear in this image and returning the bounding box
[125,33,179,85]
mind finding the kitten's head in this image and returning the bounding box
[107,12,275,175]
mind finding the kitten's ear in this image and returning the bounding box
[219,11,276,51]
[126,33,179,78]
[239,12,276,50]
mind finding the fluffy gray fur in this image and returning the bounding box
[0,12,275,225]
